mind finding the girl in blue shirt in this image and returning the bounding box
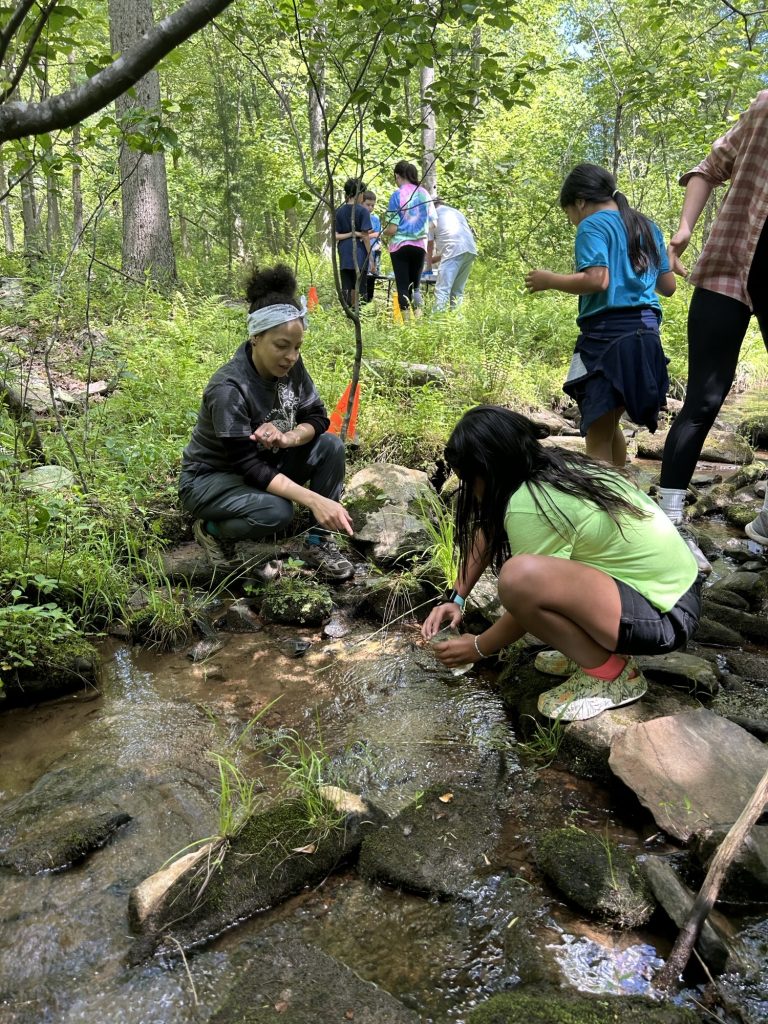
[525,164,676,466]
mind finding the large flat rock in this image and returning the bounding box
[609,709,768,842]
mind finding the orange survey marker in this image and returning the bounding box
[392,292,404,324]
[307,285,319,311]
[328,381,361,440]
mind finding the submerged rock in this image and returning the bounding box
[467,987,702,1023]
[208,928,420,1024]
[358,784,503,898]
[641,855,737,973]
[534,826,655,928]
[0,811,131,874]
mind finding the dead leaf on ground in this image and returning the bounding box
[274,1001,289,1013]
[438,792,454,803]
[291,843,317,854]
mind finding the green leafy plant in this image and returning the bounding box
[417,489,459,592]
[518,713,567,764]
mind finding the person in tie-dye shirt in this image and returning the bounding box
[384,160,437,318]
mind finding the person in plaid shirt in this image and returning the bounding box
[658,91,768,550]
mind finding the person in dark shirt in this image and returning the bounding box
[179,264,354,579]
[334,177,372,307]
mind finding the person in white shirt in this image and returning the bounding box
[427,198,478,311]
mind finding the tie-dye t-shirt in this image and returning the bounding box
[386,184,436,253]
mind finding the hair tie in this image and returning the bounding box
[612,189,619,199]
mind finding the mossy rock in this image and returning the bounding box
[737,412,768,448]
[724,501,759,529]
[535,827,655,928]
[467,989,703,1023]
[260,577,333,626]
[132,794,379,959]
[3,632,99,706]
[344,482,388,527]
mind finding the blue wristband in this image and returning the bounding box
[448,589,465,609]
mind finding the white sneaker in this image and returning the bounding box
[745,510,768,546]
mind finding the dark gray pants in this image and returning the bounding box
[179,432,345,540]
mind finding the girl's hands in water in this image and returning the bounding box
[432,634,481,666]
[422,602,462,639]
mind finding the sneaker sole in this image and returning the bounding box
[744,521,768,546]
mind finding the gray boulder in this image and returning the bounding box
[345,464,435,566]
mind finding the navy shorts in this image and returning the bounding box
[614,577,702,655]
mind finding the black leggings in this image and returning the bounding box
[389,245,425,310]
[660,219,768,489]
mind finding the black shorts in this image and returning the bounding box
[340,268,361,292]
[615,577,701,655]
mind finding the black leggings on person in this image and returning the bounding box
[660,218,768,490]
[389,245,425,310]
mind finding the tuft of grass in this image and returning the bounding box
[518,713,567,764]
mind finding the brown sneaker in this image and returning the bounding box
[298,537,354,581]
[193,520,230,569]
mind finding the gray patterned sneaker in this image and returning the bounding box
[537,658,647,722]
[193,520,230,569]
[745,509,768,546]
[298,537,354,581]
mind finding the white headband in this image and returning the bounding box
[247,298,308,336]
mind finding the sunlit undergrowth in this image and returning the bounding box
[0,252,762,646]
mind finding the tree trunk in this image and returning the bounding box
[21,172,42,258]
[307,64,332,257]
[420,65,437,196]
[108,0,176,284]
[46,173,61,248]
[69,54,83,248]
[0,152,15,253]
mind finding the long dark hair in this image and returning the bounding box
[559,163,660,274]
[444,406,649,573]
[393,159,419,185]
[245,263,300,314]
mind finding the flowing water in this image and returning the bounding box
[2,394,768,1021]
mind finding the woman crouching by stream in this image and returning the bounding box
[423,406,702,721]
[179,264,354,580]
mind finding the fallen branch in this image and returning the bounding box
[655,764,768,991]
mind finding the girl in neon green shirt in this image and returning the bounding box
[422,406,701,722]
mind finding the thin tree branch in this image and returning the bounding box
[0,0,235,141]
[0,0,60,104]
[0,0,37,68]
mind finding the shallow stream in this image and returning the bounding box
[2,434,768,1022]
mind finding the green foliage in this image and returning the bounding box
[0,597,84,693]
[417,489,459,593]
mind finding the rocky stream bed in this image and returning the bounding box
[2,403,768,1024]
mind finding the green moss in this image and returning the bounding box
[260,577,333,625]
[467,990,703,1024]
[344,483,387,527]
[724,501,759,529]
[535,827,654,928]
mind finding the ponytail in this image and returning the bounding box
[560,163,660,274]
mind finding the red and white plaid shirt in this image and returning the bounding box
[682,90,768,309]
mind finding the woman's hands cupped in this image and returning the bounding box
[432,634,480,667]
[251,423,288,450]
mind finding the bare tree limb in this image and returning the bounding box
[655,766,768,991]
[0,0,236,142]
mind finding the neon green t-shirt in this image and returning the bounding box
[503,479,697,613]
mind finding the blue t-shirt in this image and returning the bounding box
[574,210,670,323]
[335,203,372,271]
